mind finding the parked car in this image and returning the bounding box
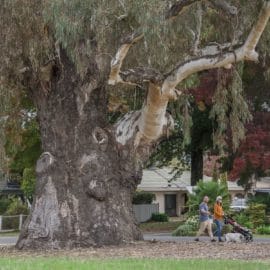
[230,198,248,212]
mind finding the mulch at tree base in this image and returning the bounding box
[1,241,270,260]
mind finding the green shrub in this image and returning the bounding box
[247,203,266,228]
[256,225,270,235]
[132,191,155,205]
[151,213,168,222]
[233,212,253,229]
[0,198,12,215]
[172,216,199,236]
[2,199,29,230]
[172,224,196,236]
[248,194,270,214]
[266,215,270,225]
[5,199,29,215]
[184,216,199,230]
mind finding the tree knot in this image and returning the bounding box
[92,127,109,151]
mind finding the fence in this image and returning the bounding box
[133,204,159,223]
[0,205,158,231]
[0,215,28,232]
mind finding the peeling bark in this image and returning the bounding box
[139,83,174,142]
[17,50,143,250]
[109,32,144,85]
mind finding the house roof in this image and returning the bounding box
[138,167,244,192]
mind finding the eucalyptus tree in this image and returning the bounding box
[1,0,270,249]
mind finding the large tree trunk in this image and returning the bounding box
[16,52,143,249]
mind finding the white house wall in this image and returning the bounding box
[152,191,186,216]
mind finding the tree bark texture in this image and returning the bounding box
[16,51,149,249]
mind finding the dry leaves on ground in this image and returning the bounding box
[1,241,270,261]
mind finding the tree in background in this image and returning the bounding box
[229,112,270,189]
[2,91,41,201]
[1,0,270,249]
[226,59,270,189]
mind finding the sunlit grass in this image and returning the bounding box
[0,258,269,270]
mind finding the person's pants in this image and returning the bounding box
[214,219,223,240]
[196,220,213,239]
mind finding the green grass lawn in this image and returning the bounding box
[0,258,269,270]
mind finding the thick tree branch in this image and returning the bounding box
[244,1,270,53]
[162,1,270,94]
[108,32,143,85]
[114,84,174,145]
[138,83,172,141]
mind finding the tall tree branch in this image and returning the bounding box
[114,83,174,146]
[162,1,270,94]
[108,32,143,85]
[108,32,163,86]
[192,2,203,55]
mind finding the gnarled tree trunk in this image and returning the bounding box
[16,52,149,249]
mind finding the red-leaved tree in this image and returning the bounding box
[229,112,270,181]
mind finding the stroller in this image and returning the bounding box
[224,215,253,242]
